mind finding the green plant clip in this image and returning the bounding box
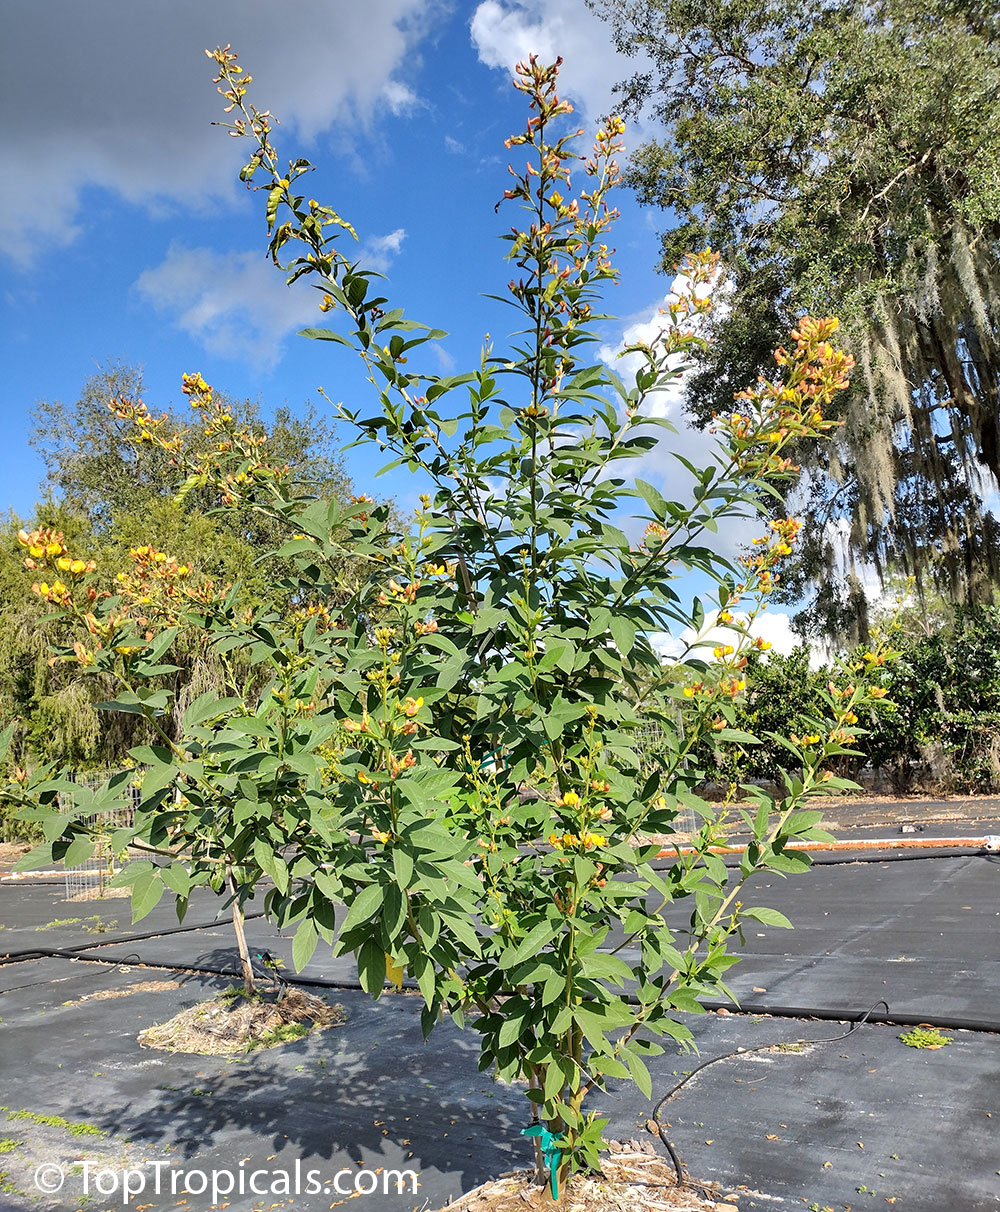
[521,1125,562,1200]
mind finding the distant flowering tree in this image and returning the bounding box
[2,50,894,1191]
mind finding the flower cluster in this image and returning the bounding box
[739,516,804,595]
[549,831,608,851]
[108,545,227,631]
[378,579,420,606]
[18,528,98,607]
[712,316,852,480]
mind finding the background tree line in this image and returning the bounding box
[597,0,1000,642]
[697,601,1000,793]
[0,362,364,789]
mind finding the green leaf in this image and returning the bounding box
[160,864,193,898]
[357,938,386,995]
[183,694,243,729]
[625,1052,653,1099]
[713,729,761,745]
[0,723,15,763]
[500,920,559,969]
[131,872,165,923]
[62,835,95,867]
[341,882,385,933]
[292,918,320,971]
[634,479,669,520]
[742,905,794,929]
[299,326,353,347]
[392,848,414,888]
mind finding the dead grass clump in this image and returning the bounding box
[137,986,343,1056]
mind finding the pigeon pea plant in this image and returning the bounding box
[3,48,893,1190]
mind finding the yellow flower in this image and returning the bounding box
[713,644,735,659]
[870,687,888,699]
[561,791,580,808]
[385,954,405,989]
[70,559,87,575]
[56,557,71,572]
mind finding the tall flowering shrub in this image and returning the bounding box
[3,50,894,1188]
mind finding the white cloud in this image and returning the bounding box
[361,227,407,273]
[653,607,810,665]
[135,226,407,365]
[1,0,435,265]
[470,0,635,122]
[597,277,762,560]
[134,244,320,368]
[380,80,422,116]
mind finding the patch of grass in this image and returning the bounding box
[0,1139,19,1155]
[0,1169,16,1194]
[34,915,118,934]
[80,916,118,934]
[247,1021,309,1051]
[899,1027,953,1049]
[6,1109,105,1138]
[220,984,260,1003]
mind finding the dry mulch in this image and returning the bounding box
[137,986,344,1056]
[63,978,180,1006]
[438,1140,739,1212]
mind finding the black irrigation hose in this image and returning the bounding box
[649,846,991,872]
[0,911,267,966]
[7,944,1000,1199]
[695,997,1000,1033]
[0,951,145,995]
[648,999,891,1198]
[0,945,369,994]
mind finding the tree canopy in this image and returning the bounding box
[597,0,1000,637]
[1,365,364,776]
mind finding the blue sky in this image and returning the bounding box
[0,0,805,654]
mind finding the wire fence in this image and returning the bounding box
[60,769,144,901]
[632,721,700,837]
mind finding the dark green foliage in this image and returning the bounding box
[1,368,362,776]
[597,0,1000,635]
[697,604,1000,791]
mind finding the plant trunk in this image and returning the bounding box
[227,864,256,996]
